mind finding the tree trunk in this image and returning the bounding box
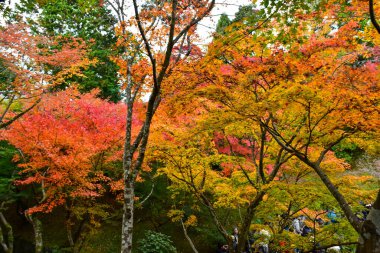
[0,211,13,253]
[180,219,198,253]
[73,222,89,253]
[27,215,43,253]
[356,190,380,253]
[121,180,135,253]
[65,209,75,251]
[236,191,265,253]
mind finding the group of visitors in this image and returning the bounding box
[216,227,270,253]
[215,205,373,253]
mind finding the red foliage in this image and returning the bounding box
[2,88,143,213]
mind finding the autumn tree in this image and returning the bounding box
[152,1,380,251]
[149,100,295,251]
[0,22,93,253]
[207,1,380,251]
[104,0,216,251]
[1,88,132,253]
[258,19,380,253]
[250,2,380,251]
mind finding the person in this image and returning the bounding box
[232,227,239,252]
[257,229,270,253]
[327,210,338,223]
[301,225,312,237]
[292,216,306,253]
[292,216,304,235]
[316,218,325,226]
[244,231,255,253]
[216,242,229,253]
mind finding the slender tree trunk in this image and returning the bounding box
[0,211,13,253]
[121,179,135,253]
[27,215,43,253]
[73,223,89,253]
[67,223,75,249]
[356,190,380,253]
[180,219,198,253]
[370,0,380,34]
[65,208,75,250]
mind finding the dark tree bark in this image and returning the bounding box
[370,0,380,34]
[356,190,380,253]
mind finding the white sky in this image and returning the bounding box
[198,0,252,43]
[2,0,252,33]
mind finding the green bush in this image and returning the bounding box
[137,230,176,253]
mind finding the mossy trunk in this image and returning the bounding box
[27,215,43,253]
[0,211,13,253]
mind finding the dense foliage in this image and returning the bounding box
[0,0,379,252]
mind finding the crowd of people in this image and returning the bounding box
[215,204,372,253]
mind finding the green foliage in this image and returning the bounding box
[0,59,15,89]
[332,142,364,163]
[0,141,24,205]
[233,4,257,23]
[215,13,231,35]
[137,230,176,253]
[15,0,121,102]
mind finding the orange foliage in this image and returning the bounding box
[2,88,143,213]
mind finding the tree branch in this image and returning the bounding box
[0,98,41,129]
[370,0,380,34]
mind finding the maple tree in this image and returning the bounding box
[253,3,380,251]
[151,1,380,251]
[151,78,375,253]
[104,0,216,251]
[0,21,94,253]
[1,88,133,253]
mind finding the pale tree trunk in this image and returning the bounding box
[0,211,13,253]
[356,190,380,253]
[121,180,135,253]
[113,0,215,251]
[180,219,198,253]
[27,214,43,253]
